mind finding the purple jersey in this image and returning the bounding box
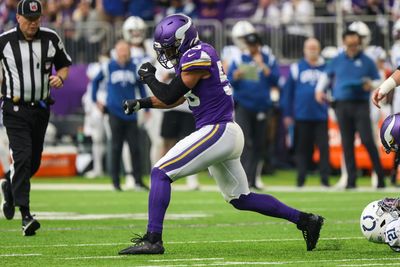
[176,42,234,129]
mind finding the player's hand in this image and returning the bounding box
[315,91,327,104]
[123,99,140,115]
[138,62,156,82]
[372,88,385,108]
[233,69,244,80]
[49,75,64,88]
[362,79,372,92]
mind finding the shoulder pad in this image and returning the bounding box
[180,45,212,71]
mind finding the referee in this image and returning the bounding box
[0,0,71,236]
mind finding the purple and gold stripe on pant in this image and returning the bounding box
[159,123,227,173]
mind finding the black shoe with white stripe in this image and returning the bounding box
[0,179,15,220]
[22,216,40,236]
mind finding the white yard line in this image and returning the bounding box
[134,258,400,267]
[1,212,210,221]
[30,183,400,192]
[148,258,225,262]
[167,236,365,244]
[338,264,400,267]
[1,236,364,249]
[2,242,128,248]
[0,220,360,233]
[1,250,395,267]
[0,253,42,257]
[63,255,124,260]
[62,256,225,261]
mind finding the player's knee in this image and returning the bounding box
[150,168,172,183]
[229,194,248,210]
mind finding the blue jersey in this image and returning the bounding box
[283,58,328,121]
[176,42,234,129]
[325,51,380,101]
[92,59,147,121]
[227,47,280,112]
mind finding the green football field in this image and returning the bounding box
[1,171,400,266]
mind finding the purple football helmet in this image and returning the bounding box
[380,113,400,153]
[153,13,199,69]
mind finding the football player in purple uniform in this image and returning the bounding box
[119,13,324,255]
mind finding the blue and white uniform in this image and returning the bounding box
[283,58,327,121]
[91,59,147,121]
[325,51,380,101]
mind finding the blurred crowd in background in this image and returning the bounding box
[1,0,400,30]
[2,0,400,62]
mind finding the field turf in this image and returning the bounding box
[1,171,400,266]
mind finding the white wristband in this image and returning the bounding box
[379,77,397,95]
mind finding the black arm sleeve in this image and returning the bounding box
[144,74,191,105]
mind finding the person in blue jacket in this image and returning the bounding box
[283,38,330,187]
[92,40,148,191]
[315,30,385,189]
[228,33,280,189]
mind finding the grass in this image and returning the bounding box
[1,172,400,266]
[31,169,381,187]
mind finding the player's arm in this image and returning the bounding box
[372,69,400,108]
[123,96,186,115]
[123,63,209,114]
[136,62,206,106]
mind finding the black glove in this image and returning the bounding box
[138,62,157,82]
[123,99,141,115]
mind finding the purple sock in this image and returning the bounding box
[147,168,171,234]
[230,192,300,224]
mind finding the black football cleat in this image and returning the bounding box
[0,179,15,220]
[22,216,40,236]
[297,212,324,251]
[119,233,165,255]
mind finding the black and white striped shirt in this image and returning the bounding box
[0,25,72,102]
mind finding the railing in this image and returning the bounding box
[36,15,397,64]
[50,21,114,64]
[224,15,394,63]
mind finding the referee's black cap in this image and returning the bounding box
[17,0,42,19]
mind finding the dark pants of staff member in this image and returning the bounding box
[109,114,143,190]
[334,101,385,188]
[2,100,49,209]
[235,105,269,189]
[294,120,330,187]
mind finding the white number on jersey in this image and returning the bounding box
[217,60,232,95]
[184,90,200,107]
